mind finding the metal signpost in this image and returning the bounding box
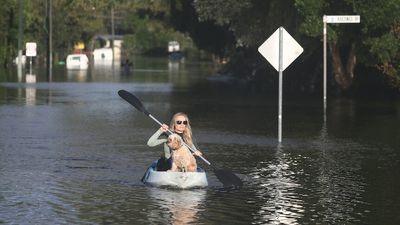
[323,15,360,113]
[26,42,37,75]
[258,27,303,142]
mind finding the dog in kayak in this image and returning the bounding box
[167,133,197,172]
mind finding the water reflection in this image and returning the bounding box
[25,74,37,105]
[313,126,367,224]
[1,55,212,85]
[67,69,88,82]
[168,61,180,73]
[251,144,303,224]
[249,133,369,224]
[147,188,206,225]
[25,87,36,105]
[25,74,37,83]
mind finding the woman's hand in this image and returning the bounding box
[193,150,203,156]
[160,124,169,132]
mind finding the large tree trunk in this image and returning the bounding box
[330,42,357,91]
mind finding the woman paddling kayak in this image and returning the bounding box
[147,112,202,171]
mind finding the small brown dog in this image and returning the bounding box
[167,133,197,172]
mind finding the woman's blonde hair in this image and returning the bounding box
[169,112,193,145]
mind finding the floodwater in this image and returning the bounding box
[1,56,399,224]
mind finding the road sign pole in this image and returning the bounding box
[29,56,32,75]
[25,42,37,76]
[278,27,283,143]
[258,26,303,143]
[322,15,360,121]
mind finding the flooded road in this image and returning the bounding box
[1,57,399,224]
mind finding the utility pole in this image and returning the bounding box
[111,6,115,69]
[47,0,53,81]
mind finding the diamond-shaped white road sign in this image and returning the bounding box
[258,27,303,72]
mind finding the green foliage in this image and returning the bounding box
[1,0,399,91]
[130,0,171,15]
[364,22,400,85]
[0,0,201,67]
[294,0,400,87]
[132,18,167,52]
[122,14,192,56]
[52,0,106,52]
[194,0,299,47]
[293,0,324,37]
[367,33,399,63]
[194,0,252,26]
[0,0,18,66]
[0,0,140,65]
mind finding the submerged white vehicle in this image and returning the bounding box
[142,160,208,189]
[66,54,89,70]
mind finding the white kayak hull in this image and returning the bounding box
[142,161,208,189]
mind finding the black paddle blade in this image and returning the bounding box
[214,169,243,188]
[118,90,150,115]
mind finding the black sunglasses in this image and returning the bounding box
[176,120,188,125]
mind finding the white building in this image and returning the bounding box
[92,35,123,66]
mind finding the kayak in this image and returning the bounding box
[142,160,208,189]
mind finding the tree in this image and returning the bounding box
[128,0,236,58]
[169,0,236,58]
[119,1,198,56]
[193,0,299,48]
[51,0,107,55]
[294,0,400,91]
[0,0,18,67]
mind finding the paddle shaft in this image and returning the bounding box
[148,114,211,165]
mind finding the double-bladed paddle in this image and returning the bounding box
[118,89,243,187]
